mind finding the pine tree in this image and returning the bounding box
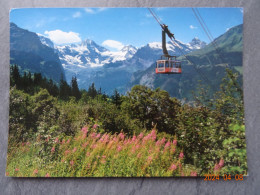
[88,83,97,99]
[111,89,121,107]
[59,76,71,100]
[71,76,81,100]
[11,64,20,88]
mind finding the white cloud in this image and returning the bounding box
[44,30,81,44]
[190,25,198,29]
[226,27,230,32]
[145,13,153,18]
[73,11,82,18]
[84,8,95,14]
[102,40,124,51]
[84,8,108,14]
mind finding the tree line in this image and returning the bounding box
[9,64,246,175]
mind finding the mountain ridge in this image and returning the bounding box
[10,23,65,83]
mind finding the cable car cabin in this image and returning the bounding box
[156,55,182,74]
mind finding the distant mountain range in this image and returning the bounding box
[52,36,206,94]
[10,22,242,100]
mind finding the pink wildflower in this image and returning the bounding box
[132,135,137,142]
[82,133,87,139]
[64,150,70,155]
[26,141,30,145]
[219,159,224,168]
[6,172,9,176]
[91,144,97,149]
[143,134,151,142]
[179,152,184,159]
[92,124,98,129]
[72,147,77,153]
[112,137,118,142]
[96,133,101,139]
[161,137,166,144]
[169,163,177,171]
[86,164,91,169]
[101,159,106,164]
[138,133,144,139]
[45,173,50,177]
[150,129,156,140]
[15,168,19,172]
[190,171,197,177]
[86,152,90,157]
[214,164,220,171]
[104,134,110,143]
[33,169,38,175]
[135,144,140,150]
[54,137,59,143]
[82,142,88,148]
[81,126,88,134]
[66,139,70,144]
[137,153,141,158]
[156,140,161,146]
[172,139,177,146]
[117,145,122,152]
[51,146,55,153]
[61,139,65,144]
[118,132,125,140]
[91,132,97,138]
[70,160,74,166]
[172,147,176,153]
[164,141,171,149]
[147,156,153,163]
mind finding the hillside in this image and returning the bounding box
[10,23,65,83]
[128,24,243,100]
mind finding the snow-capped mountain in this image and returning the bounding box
[37,34,206,94]
[187,37,207,50]
[55,40,137,68]
[101,45,137,63]
[37,33,54,49]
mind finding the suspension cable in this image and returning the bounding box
[147,8,163,27]
[192,8,243,96]
[146,8,217,91]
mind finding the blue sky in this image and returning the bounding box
[10,8,243,51]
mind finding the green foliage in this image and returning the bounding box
[8,66,247,176]
[71,76,81,100]
[122,85,181,134]
[9,87,33,142]
[220,124,247,175]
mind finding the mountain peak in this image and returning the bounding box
[37,33,54,49]
[81,39,94,45]
[189,37,207,49]
[121,45,137,52]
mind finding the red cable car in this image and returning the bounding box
[155,24,182,74]
[156,55,182,74]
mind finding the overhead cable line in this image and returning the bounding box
[192,8,243,96]
[146,8,217,90]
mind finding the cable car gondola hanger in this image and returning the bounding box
[148,8,182,74]
[156,24,182,74]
